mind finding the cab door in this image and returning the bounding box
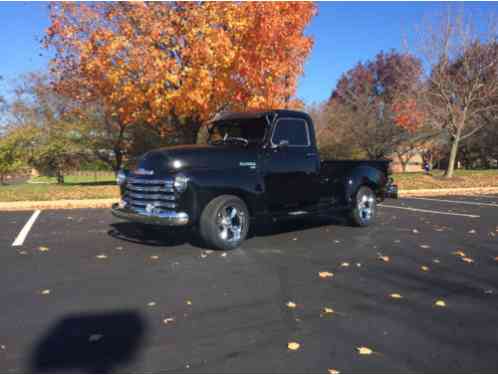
[263,117,320,212]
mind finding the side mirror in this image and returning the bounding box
[273,140,289,150]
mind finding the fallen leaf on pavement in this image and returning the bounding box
[41,289,51,295]
[323,307,335,314]
[452,250,466,257]
[319,271,334,278]
[377,253,390,262]
[462,257,474,263]
[421,265,430,272]
[288,342,300,351]
[38,246,49,252]
[356,346,373,355]
[389,293,402,299]
[163,317,175,324]
[286,301,297,309]
[96,254,108,259]
[434,299,446,307]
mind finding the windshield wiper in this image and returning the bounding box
[225,136,249,145]
[209,135,249,145]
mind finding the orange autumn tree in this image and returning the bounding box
[45,2,315,170]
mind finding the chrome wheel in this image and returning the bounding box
[357,189,375,224]
[216,205,246,243]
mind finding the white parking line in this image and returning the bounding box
[12,210,41,247]
[379,204,480,218]
[403,197,498,207]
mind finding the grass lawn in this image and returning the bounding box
[393,169,498,190]
[0,169,497,202]
[0,173,119,202]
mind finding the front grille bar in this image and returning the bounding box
[127,177,174,185]
[127,198,176,209]
[126,192,176,201]
[126,184,174,193]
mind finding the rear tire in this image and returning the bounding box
[350,186,377,227]
[199,195,250,250]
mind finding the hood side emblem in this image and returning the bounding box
[240,161,256,169]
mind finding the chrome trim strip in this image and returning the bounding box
[112,204,189,226]
[126,192,176,201]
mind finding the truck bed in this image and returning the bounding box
[320,159,390,177]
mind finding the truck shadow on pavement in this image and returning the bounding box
[29,310,145,373]
[108,214,350,249]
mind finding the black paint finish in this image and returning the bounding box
[120,110,395,225]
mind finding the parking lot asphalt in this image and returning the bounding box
[0,195,497,373]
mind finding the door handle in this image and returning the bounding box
[306,152,317,158]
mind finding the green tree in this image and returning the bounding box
[9,73,89,183]
[0,127,27,184]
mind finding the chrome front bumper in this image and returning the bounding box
[111,203,189,226]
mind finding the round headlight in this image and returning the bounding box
[174,173,189,193]
[116,170,127,186]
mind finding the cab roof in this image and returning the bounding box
[211,109,310,122]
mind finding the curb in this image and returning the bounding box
[1,187,497,211]
[399,187,498,197]
[0,199,117,211]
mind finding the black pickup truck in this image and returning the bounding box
[112,110,397,250]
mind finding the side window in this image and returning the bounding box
[272,118,309,147]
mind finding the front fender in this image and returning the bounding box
[183,168,265,224]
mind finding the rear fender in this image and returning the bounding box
[344,166,387,206]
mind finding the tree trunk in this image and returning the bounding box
[56,170,64,184]
[114,148,123,173]
[445,135,460,178]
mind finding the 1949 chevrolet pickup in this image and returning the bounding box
[112,110,398,250]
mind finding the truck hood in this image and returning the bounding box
[132,144,259,176]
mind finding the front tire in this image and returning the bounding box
[350,186,377,227]
[199,195,250,250]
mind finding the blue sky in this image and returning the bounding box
[1,2,497,104]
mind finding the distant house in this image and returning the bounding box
[389,150,424,173]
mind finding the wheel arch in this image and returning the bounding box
[344,165,385,206]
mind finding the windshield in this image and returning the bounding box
[208,118,267,146]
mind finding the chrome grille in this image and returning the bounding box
[123,176,177,212]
